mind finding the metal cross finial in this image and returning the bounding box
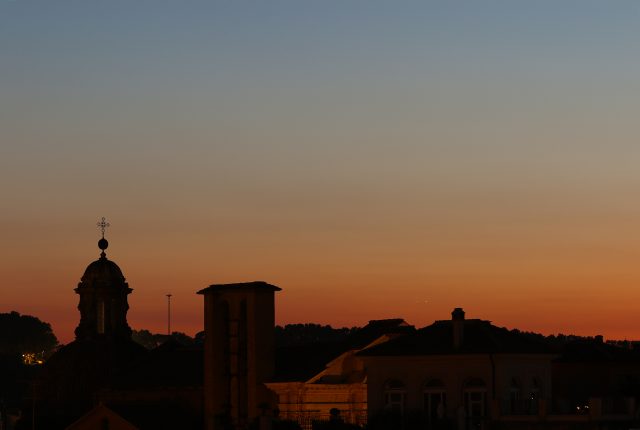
[97,217,110,238]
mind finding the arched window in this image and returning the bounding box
[463,378,486,419]
[384,379,406,415]
[423,379,446,421]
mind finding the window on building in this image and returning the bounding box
[384,379,406,415]
[423,379,446,421]
[463,378,486,419]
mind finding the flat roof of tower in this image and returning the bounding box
[197,281,281,294]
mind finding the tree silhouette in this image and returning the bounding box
[0,311,58,358]
[131,329,196,349]
[275,323,357,347]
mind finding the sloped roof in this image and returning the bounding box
[273,319,414,382]
[359,319,553,357]
[65,403,139,430]
[108,402,202,430]
[348,319,413,350]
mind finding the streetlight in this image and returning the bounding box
[166,294,172,336]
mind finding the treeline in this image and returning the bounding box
[0,312,362,355]
[131,329,204,349]
[3,309,637,357]
[130,323,361,349]
[275,323,359,347]
[0,311,59,414]
[0,311,58,357]
[508,328,640,352]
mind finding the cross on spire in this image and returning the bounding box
[97,217,110,238]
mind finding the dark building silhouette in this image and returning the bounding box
[552,338,640,416]
[34,236,146,429]
[88,340,204,430]
[360,309,554,423]
[198,281,281,430]
[11,222,640,430]
[358,309,640,430]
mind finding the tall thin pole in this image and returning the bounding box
[166,293,172,336]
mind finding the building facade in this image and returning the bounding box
[266,320,413,429]
[360,309,556,429]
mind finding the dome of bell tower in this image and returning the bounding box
[80,252,126,286]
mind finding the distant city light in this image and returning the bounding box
[21,351,45,365]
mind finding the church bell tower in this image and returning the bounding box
[74,217,133,341]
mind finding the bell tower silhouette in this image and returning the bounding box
[74,217,133,341]
[198,281,281,430]
[37,219,145,427]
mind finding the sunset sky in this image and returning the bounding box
[2,1,640,343]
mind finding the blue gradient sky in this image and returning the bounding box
[2,1,640,342]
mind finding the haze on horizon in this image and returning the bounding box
[2,1,640,343]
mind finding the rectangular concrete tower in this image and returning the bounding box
[198,281,281,430]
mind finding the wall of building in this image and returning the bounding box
[268,382,367,429]
[364,354,553,421]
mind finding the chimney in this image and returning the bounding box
[452,308,465,349]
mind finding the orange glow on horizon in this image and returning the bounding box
[7,239,640,345]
